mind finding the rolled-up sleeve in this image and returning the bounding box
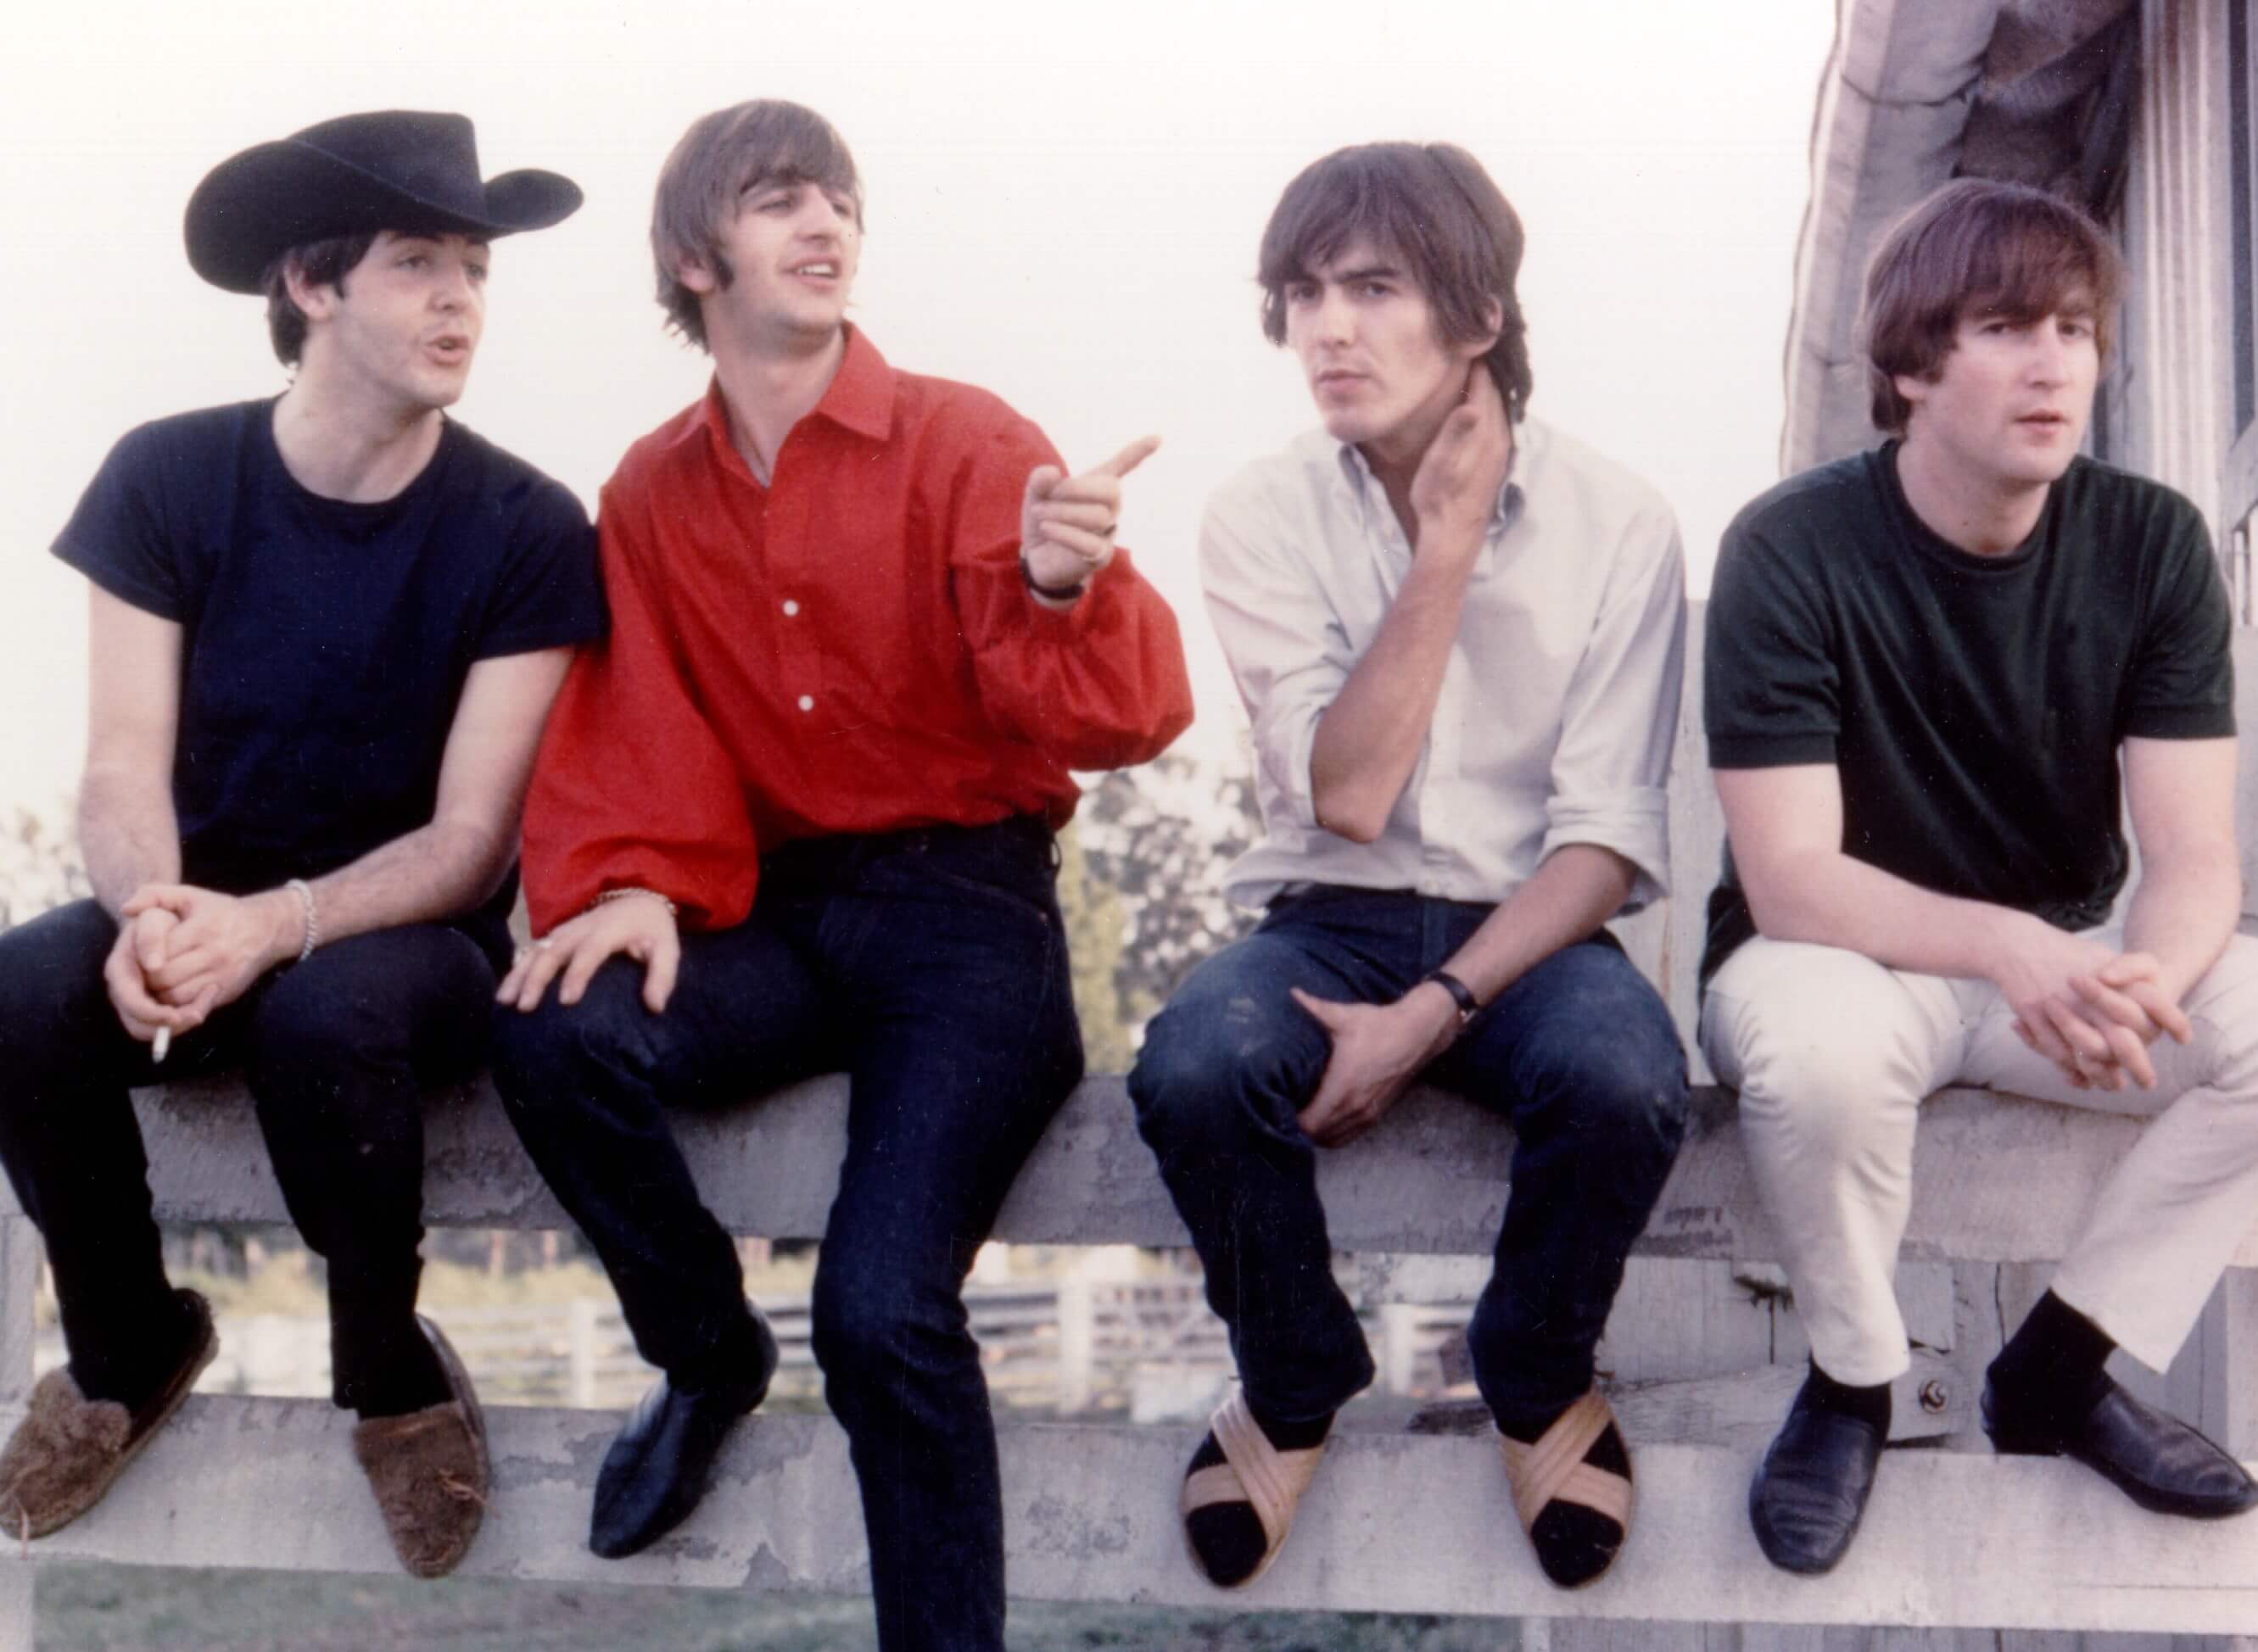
[1539,502,1685,911]
[1199,488,1355,833]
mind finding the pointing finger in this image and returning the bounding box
[1091,435,1161,481]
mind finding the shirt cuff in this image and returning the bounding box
[1021,550,1133,636]
[1267,706,1327,833]
[1540,787,1670,913]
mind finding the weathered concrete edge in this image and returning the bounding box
[7,1396,2255,1632]
[48,1074,2258,1269]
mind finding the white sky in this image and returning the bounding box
[1,0,1837,818]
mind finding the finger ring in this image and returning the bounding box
[534,937,556,951]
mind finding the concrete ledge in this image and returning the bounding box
[10,1393,2258,1633]
[50,1074,2258,1268]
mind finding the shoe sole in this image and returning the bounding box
[407,1314,490,1578]
[1981,1394,2258,1520]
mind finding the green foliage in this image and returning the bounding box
[1078,751,1263,1024]
[1056,819,1143,1074]
[1060,751,1266,1072]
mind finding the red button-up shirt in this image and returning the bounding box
[522,328,1193,934]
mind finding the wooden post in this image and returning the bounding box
[0,1213,42,1651]
[1379,1303,1422,1396]
[568,1298,599,1409]
[1055,1279,1094,1415]
[2196,1269,2258,1458]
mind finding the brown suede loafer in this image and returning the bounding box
[351,1316,490,1579]
[0,1287,217,1540]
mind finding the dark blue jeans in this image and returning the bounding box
[489,818,1082,1652]
[1129,886,1688,1434]
[0,898,500,1409]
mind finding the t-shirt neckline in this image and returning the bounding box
[1875,438,2052,578]
[259,396,455,525]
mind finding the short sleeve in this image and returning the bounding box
[472,475,606,660]
[2122,500,2234,740]
[1702,515,1842,770]
[51,421,189,621]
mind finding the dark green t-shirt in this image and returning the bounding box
[1700,442,2233,984]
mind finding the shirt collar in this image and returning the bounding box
[1331,417,1537,537]
[809,325,896,442]
[697,323,897,465]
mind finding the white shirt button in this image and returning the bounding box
[782,600,800,617]
[796,695,814,712]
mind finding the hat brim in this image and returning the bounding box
[186,142,582,293]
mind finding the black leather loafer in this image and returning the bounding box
[590,1309,781,1560]
[1748,1395,1885,1575]
[1983,1377,2258,1520]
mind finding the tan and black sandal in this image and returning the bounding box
[1497,1387,1634,1588]
[1180,1388,1327,1588]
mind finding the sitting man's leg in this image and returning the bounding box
[0,900,218,1538]
[244,922,501,1577]
[490,914,831,1558]
[1960,928,2258,1517]
[1128,890,1409,1588]
[1443,932,1687,1588]
[807,823,1084,1652]
[1702,935,1962,1574]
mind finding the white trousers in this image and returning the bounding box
[1701,928,2258,1387]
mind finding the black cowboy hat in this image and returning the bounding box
[185,110,582,293]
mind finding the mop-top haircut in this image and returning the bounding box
[1861,177,2123,436]
[1257,141,1534,421]
[651,99,864,351]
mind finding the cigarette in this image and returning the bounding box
[151,1026,170,1064]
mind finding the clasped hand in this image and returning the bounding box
[1997,924,2191,1091]
[103,883,299,1041]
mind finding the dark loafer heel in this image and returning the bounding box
[1984,1377,2258,1520]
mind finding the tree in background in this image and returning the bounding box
[1062,750,1263,1065]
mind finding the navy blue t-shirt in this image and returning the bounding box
[53,399,605,949]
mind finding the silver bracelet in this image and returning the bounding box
[285,878,318,963]
[589,886,679,918]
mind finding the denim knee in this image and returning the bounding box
[0,901,122,1069]
[809,1248,964,1387]
[1130,991,1318,1165]
[489,965,660,1115]
[1566,1031,1691,1170]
